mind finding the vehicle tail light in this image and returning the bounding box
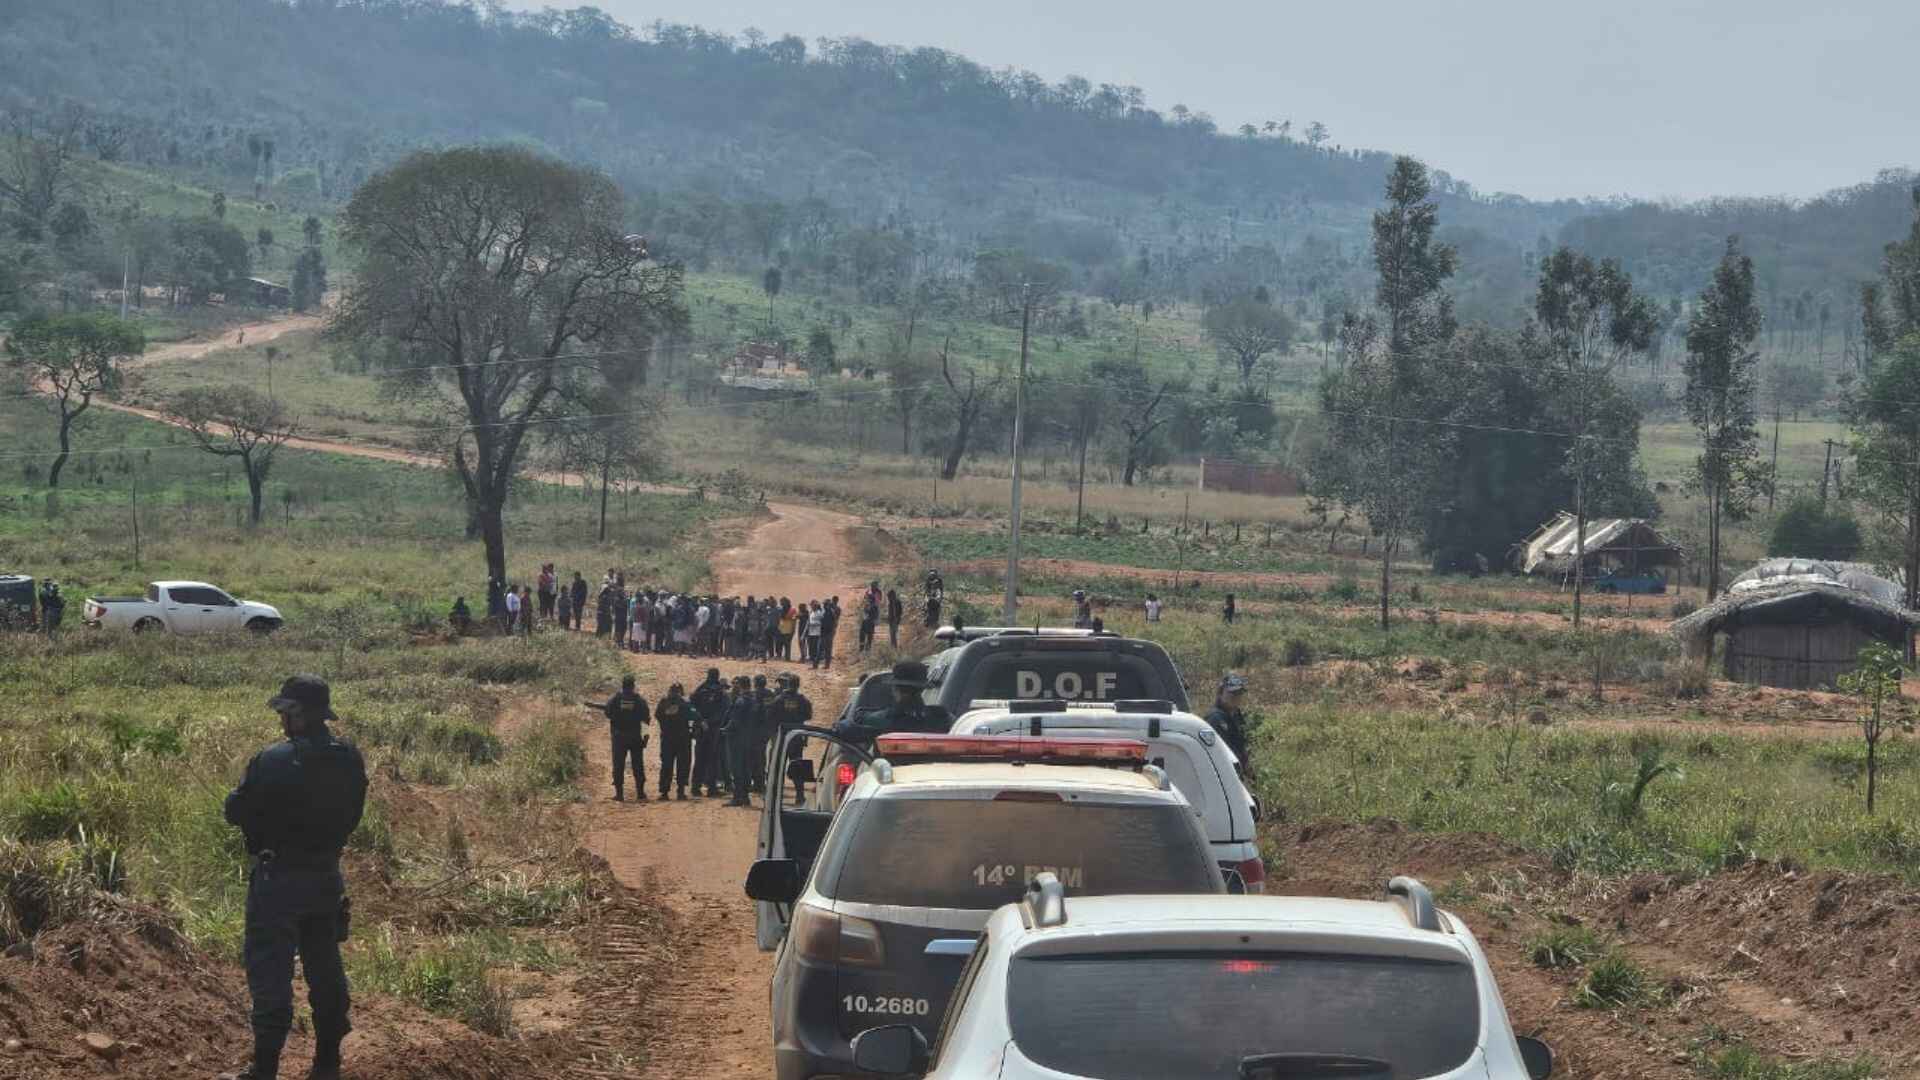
[993,790,1062,802]
[875,733,1148,765]
[790,903,886,968]
[1233,857,1267,893]
[835,762,857,789]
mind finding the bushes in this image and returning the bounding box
[1573,952,1666,1009]
[1527,924,1607,970]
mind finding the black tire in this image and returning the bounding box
[246,618,280,634]
[132,617,162,633]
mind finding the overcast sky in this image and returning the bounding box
[566,0,1914,202]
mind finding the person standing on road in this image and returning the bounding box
[569,572,588,632]
[769,674,814,805]
[555,587,571,632]
[1204,673,1252,772]
[857,591,878,653]
[221,675,367,1080]
[885,588,903,648]
[602,674,651,802]
[691,669,729,797]
[776,600,796,662]
[723,676,761,807]
[817,598,841,671]
[655,682,694,800]
[804,602,824,668]
[611,578,629,646]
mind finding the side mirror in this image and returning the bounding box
[851,1024,930,1076]
[1516,1036,1554,1080]
[743,859,801,904]
[1223,869,1248,895]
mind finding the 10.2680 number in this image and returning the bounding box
[843,995,931,1017]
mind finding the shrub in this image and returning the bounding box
[1574,952,1664,1009]
[1767,497,1862,561]
[1325,578,1362,603]
[10,782,86,842]
[1527,924,1607,969]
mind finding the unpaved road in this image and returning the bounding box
[577,502,877,1079]
[127,312,323,370]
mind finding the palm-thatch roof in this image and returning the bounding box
[1670,580,1919,657]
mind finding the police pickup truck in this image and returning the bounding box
[82,580,284,634]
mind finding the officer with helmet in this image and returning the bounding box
[1205,672,1253,771]
[832,660,944,751]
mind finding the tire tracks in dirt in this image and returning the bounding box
[571,501,879,1079]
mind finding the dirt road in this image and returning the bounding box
[127,312,323,370]
[577,501,877,1079]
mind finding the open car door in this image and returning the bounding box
[755,725,873,951]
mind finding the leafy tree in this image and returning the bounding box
[1202,297,1294,390]
[256,226,274,261]
[167,386,299,525]
[302,215,323,249]
[1835,642,1912,814]
[806,325,836,368]
[1849,335,1920,613]
[1682,238,1770,599]
[883,346,937,455]
[3,312,143,487]
[332,147,685,583]
[1883,184,1920,336]
[165,216,251,304]
[1314,157,1459,631]
[1767,496,1862,560]
[290,246,327,312]
[1534,247,1657,626]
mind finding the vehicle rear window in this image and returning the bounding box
[966,652,1168,704]
[823,798,1214,909]
[1006,951,1479,1080]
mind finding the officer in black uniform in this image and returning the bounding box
[222,675,368,1080]
[690,668,729,797]
[750,674,774,789]
[723,676,761,807]
[655,682,694,800]
[1204,672,1252,771]
[768,674,814,805]
[832,660,943,750]
[602,674,651,801]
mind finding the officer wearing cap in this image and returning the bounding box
[222,675,368,1080]
[768,674,814,804]
[723,675,761,807]
[654,682,694,800]
[1206,673,1252,770]
[832,660,942,750]
[601,673,651,802]
[690,668,729,797]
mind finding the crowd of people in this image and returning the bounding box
[452,566,911,668]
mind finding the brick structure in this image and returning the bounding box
[1198,457,1303,497]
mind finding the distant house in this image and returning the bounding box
[1515,512,1683,578]
[717,340,812,394]
[1671,558,1917,690]
[229,277,291,308]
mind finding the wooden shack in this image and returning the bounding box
[1670,581,1918,690]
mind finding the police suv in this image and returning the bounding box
[951,699,1266,891]
[848,874,1557,1080]
[921,626,1191,714]
[746,731,1226,1080]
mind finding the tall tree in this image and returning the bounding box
[883,346,937,455]
[1202,297,1294,390]
[1883,184,1920,336]
[1850,335,1920,619]
[0,106,84,225]
[332,147,684,583]
[167,386,300,525]
[1534,248,1657,627]
[938,340,1001,481]
[4,312,143,487]
[1314,157,1459,632]
[1092,354,1181,486]
[1682,238,1770,600]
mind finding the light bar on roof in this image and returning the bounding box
[874,733,1149,765]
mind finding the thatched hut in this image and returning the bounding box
[1671,575,1918,690]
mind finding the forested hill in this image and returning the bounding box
[0,0,1910,320]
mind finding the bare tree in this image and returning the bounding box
[168,386,300,525]
[938,338,1002,481]
[1,105,86,224]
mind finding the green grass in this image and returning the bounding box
[1527,924,1610,970]
[1691,1030,1877,1080]
[1572,952,1668,1009]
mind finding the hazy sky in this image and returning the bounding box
[566,0,1915,202]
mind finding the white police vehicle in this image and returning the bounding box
[746,732,1228,1080]
[951,699,1266,892]
[850,875,1557,1080]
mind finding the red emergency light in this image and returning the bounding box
[873,733,1149,765]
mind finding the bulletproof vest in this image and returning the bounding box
[247,735,367,860]
[607,692,649,737]
[656,698,692,739]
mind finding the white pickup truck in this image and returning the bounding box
[83,581,284,634]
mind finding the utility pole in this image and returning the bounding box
[120,248,131,319]
[1004,283,1034,624]
[1768,403,1781,512]
[130,470,141,568]
[1073,409,1089,533]
[1820,438,1839,505]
